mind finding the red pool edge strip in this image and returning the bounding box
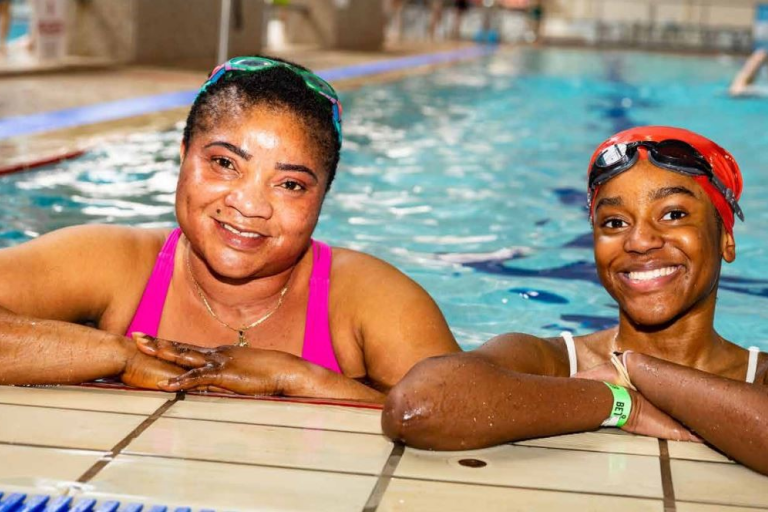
[0,148,86,176]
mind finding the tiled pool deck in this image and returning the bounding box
[1,385,767,511]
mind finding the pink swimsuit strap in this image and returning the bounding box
[301,239,341,373]
[125,229,341,373]
[125,228,181,339]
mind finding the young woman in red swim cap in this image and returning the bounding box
[382,126,768,476]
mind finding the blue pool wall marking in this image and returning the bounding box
[0,45,496,141]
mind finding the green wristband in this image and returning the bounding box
[601,382,632,428]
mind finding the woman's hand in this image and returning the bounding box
[575,362,701,443]
[622,389,701,442]
[134,333,302,395]
[121,344,187,391]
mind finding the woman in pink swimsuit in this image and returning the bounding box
[0,56,460,401]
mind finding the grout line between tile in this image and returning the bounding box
[160,414,382,437]
[362,443,405,512]
[0,440,107,453]
[511,441,660,458]
[659,439,676,512]
[676,499,768,510]
[114,451,381,478]
[0,401,158,417]
[390,474,666,502]
[75,393,183,483]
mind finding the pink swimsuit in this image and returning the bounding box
[125,228,341,373]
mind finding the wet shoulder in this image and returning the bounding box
[476,332,572,377]
[327,246,440,324]
[63,224,171,270]
[329,246,414,291]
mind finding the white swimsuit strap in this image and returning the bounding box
[560,331,578,377]
[746,346,761,384]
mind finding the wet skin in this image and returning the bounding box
[383,159,768,475]
[0,103,460,401]
[593,160,734,335]
[178,106,327,286]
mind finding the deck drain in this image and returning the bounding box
[457,458,487,468]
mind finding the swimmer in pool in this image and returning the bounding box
[383,126,768,475]
[0,56,459,401]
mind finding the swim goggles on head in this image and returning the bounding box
[198,56,343,144]
[588,139,744,221]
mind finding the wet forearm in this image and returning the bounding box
[0,309,130,385]
[382,353,614,450]
[628,353,768,475]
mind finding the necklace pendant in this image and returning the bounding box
[236,331,249,348]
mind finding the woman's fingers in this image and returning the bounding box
[134,334,210,368]
[158,366,220,391]
[132,332,159,355]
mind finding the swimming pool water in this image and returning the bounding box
[3,47,768,350]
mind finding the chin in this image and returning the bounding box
[620,300,684,329]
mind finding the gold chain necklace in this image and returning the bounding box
[185,246,288,347]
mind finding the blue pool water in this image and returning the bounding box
[2,47,768,350]
[8,21,28,41]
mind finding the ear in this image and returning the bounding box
[179,141,187,163]
[721,230,736,263]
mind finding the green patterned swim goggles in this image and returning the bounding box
[198,56,343,144]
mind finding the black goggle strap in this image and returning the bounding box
[709,173,745,221]
[648,148,745,222]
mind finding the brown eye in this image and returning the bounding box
[213,157,235,170]
[281,180,305,192]
[601,218,627,229]
[662,210,687,221]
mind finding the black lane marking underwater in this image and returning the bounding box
[76,393,184,483]
[362,443,405,512]
[658,439,677,512]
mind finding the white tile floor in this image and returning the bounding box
[0,385,766,512]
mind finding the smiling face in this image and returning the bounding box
[176,103,328,280]
[592,159,736,326]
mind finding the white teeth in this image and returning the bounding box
[627,266,678,282]
[222,223,261,239]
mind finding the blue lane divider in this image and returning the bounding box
[0,45,496,141]
[0,90,197,141]
[0,492,216,512]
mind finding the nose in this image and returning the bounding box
[623,219,664,255]
[222,177,274,219]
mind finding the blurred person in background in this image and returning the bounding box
[429,0,469,40]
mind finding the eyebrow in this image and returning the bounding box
[595,196,623,211]
[204,142,252,161]
[649,186,696,202]
[276,162,319,183]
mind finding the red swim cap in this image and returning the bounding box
[587,126,744,234]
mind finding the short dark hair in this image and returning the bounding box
[182,56,341,190]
